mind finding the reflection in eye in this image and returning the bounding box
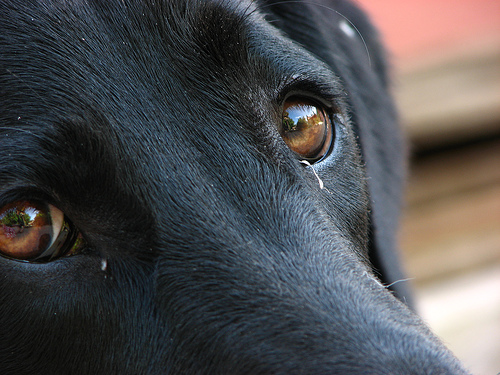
[280,98,334,162]
[0,200,83,262]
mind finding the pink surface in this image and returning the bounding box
[355,0,500,61]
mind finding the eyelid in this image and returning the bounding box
[276,73,344,110]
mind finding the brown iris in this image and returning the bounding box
[280,98,333,162]
[0,200,82,261]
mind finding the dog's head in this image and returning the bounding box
[0,0,467,373]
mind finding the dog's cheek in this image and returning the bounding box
[313,123,371,252]
[0,257,161,373]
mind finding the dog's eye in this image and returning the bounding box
[280,98,334,162]
[0,200,83,262]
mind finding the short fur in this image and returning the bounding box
[0,0,468,374]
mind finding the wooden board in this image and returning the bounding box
[400,137,500,374]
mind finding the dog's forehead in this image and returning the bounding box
[1,0,320,127]
[1,0,350,166]
[2,1,254,94]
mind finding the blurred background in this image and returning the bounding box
[355,1,500,373]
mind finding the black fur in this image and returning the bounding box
[0,0,468,373]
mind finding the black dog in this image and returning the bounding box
[0,0,468,373]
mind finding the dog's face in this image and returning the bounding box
[0,0,467,373]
